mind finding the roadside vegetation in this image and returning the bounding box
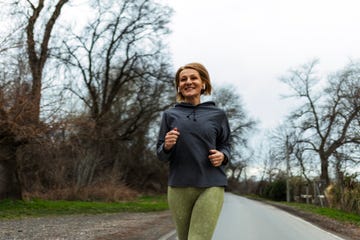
[0,195,168,220]
[245,194,360,227]
[281,202,360,227]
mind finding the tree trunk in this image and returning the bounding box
[29,67,42,123]
[320,155,330,186]
[0,144,22,199]
[26,0,70,123]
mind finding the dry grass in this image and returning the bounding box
[23,181,139,202]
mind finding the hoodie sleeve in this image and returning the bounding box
[156,112,174,162]
[217,112,231,165]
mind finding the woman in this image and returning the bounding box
[157,62,231,240]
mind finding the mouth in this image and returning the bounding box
[184,86,195,91]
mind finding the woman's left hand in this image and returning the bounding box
[208,149,224,167]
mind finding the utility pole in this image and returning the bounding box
[286,135,291,202]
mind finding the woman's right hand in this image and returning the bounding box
[164,128,180,151]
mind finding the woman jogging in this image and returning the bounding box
[157,62,231,240]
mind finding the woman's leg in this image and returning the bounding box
[188,187,224,240]
[167,187,201,240]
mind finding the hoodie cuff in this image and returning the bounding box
[222,154,228,165]
[157,143,174,162]
[220,151,230,165]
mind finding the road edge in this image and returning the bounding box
[158,229,177,240]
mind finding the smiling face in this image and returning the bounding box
[175,62,212,103]
[178,68,204,105]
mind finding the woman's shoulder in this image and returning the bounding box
[201,101,226,113]
[163,104,183,115]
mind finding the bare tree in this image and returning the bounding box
[0,0,174,197]
[280,60,360,186]
[24,0,69,123]
[0,0,70,199]
[212,86,257,183]
[57,0,174,187]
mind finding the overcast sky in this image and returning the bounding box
[165,0,360,131]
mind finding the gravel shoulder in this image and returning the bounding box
[0,211,174,240]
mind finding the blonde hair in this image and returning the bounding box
[175,62,212,102]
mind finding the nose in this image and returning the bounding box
[184,77,192,84]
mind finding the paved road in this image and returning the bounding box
[160,193,346,240]
[212,193,345,240]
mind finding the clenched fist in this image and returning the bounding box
[164,128,180,151]
[208,149,225,167]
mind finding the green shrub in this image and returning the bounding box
[261,179,287,201]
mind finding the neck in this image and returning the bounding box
[184,96,200,105]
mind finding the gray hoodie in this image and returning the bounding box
[157,101,231,187]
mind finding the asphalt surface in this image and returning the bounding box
[159,193,346,240]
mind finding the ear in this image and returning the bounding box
[202,84,206,90]
[177,87,180,93]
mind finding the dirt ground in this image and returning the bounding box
[0,203,359,240]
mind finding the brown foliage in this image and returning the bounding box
[22,181,139,202]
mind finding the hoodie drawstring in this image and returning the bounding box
[186,108,197,121]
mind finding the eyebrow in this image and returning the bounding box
[181,73,198,78]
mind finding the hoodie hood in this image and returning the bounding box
[175,101,216,108]
[175,101,216,121]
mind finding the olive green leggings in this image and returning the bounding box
[168,186,224,240]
